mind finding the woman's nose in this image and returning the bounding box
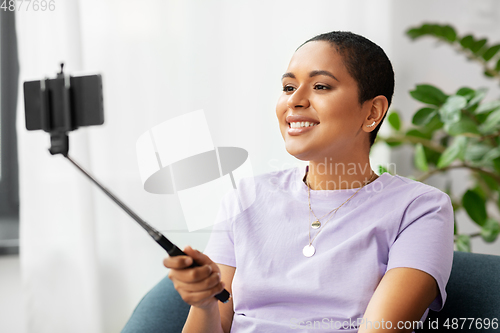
[287,88,310,109]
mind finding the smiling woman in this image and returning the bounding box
[164,31,454,333]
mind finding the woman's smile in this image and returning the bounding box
[286,114,320,135]
[287,123,319,135]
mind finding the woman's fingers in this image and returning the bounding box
[182,246,213,266]
[163,246,214,270]
[182,246,222,279]
[179,281,226,307]
[172,270,222,293]
[164,246,225,307]
[163,254,192,269]
[168,263,214,284]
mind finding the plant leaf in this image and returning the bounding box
[482,44,500,61]
[423,146,441,166]
[410,84,448,106]
[460,35,474,49]
[484,70,494,78]
[386,141,403,147]
[442,25,457,42]
[464,143,492,162]
[455,234,471,252]
[424,112,444,132]
[406,24,434,40]
[439,95,467,124]
[494,157,500,175]
[430,24,444,37]
[412,107,437,126]
[498,188,500,211]
[466,88,488,108]
[436,136,468,168]
[496,58,500,72]
[456,87,475,101]
[475,100,500,114]
[443,117,480,136]
[405,128,432,140]
[471,184,487,201]
[478,172,500,191]
[462,189,487,226]
[481,146,500,163]
[407,27,427,39]
[478,109,500,134]
[470,38,487,54]
[378,165,389,174]
[414,143,429,171]
[388,111,401,131]
[481,218,500,243]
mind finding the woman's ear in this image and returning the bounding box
[363,95,389,132]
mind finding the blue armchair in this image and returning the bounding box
[121,251,500,333]
[417,251,500,332]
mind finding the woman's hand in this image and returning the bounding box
[164,246,226,309]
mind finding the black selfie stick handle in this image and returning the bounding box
[64,154,231,303]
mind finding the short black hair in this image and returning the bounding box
[299,31,394,148]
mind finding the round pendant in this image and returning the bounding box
[311,220,321,229]
[303,244,315,257]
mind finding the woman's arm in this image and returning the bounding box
[164,246,235,333]
[358,267,438,333]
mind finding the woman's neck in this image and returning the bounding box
[304,159,377,191]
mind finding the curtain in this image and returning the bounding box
[16,0,392,331]
[0,4,20,251]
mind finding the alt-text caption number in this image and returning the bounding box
[443,318,498,330]
[1,0,56,11]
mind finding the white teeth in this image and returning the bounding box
[290,122,318,128]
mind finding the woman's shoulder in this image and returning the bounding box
[383,172,447,192]
[379,172,451,205]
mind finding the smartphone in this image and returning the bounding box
[24,74,104,132]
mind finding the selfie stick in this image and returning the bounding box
[31,65,230,304]
[64,155,230,303]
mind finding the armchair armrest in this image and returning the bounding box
[121,276,190,333]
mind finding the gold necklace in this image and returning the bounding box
[303,172,377,258]
[307,172,377,229]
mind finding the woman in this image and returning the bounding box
[165,31,454,333]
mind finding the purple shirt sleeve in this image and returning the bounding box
[386,190,455,311]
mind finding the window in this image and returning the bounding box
[0,10,20,255]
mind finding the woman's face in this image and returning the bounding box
[276,41,372,162]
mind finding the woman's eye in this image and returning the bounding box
[314,84,329,90]
[283,85,295,92]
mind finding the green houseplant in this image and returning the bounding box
[374,23,500,252]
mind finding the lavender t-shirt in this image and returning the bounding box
[204,166,454,332]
